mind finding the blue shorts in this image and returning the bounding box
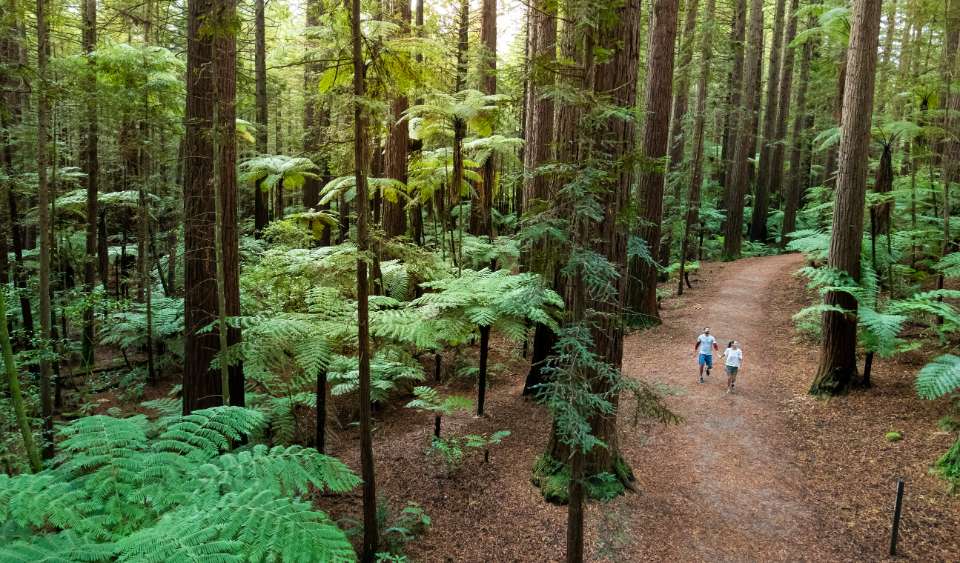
[698,353,713,368]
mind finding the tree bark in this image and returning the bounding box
[722,0,763,259]
[352,0,379,558]
[626,0,680,326]
[781,13,816,243]
[810,0,882,396]
[254,0,269,237]
[679,0,716,296]
[749,0,786,242]
[183,0,241,412]
[548,0,643,479]
[81,0,98,369]
[720,0,747,194]
[521,0,556,216]
[766,0,799,238]
[36,0,55,459]
[469,0,497,237]
[383,0,411,239]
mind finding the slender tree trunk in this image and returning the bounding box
[477,325,490,416]
[0,292,42,472]
[81,0,98,369]
[253,0,269,237]
[877,0,898,112]
[565,447,584,563]
[679,0,716,296]
[627,0,680,326]
[781,12,816,243]
[36,0,54,459]
[942,0,960,262]
[810,0,882,395]
[722,0,763,259]
[749,0,786,242]
[352,0,379,559]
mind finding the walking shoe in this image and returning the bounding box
[706,368,711,376]
[699,377,704,384]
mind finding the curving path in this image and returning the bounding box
[615,254,850,561]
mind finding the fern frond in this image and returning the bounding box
[916,354,960,399]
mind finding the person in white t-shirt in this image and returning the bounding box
[721,341,744,393]
[693,327,719,384]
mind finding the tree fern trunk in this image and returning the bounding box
[477,325,490,416]
[352,0,379,557]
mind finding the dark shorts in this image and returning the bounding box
[726,365,738,376]
[698,353,713,368]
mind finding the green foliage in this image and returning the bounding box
[328,349,425,403]
[916,355,960,400]
[239,154,319,192]
[426,430,510,474]
[405,386,472,416]
[0,407,358,561]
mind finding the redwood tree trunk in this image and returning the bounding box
[722,0,763,259]
[253,0,269,237]
[81,0,98,368]
[627,0,679,326]
[383,0,410,239]
[36,0,55,458]
[749,0,786,242]
[810,0,882,395]
[469,0,497,237]
[183,0,242,412]
[767,0,799,238]
[781,13,816,243]
[720,0,747,194]
[679,0,716,296]
[547,0,643,479]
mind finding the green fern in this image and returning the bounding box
[0,407,358,561]
[916,355,960,400]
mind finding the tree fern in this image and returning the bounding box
[0,407,359,561]
[916,355,960,400]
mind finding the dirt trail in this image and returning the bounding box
[617,254,848,561]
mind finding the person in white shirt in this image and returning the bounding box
[721,341,744,393]
[693,327,719,384]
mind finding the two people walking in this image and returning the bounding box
[694,327,744,393]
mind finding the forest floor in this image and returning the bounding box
[326,254,960,562]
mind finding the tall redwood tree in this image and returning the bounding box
[810,0,882,395]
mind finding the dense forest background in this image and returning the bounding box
[0,0,959,560]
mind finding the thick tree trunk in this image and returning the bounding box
[660,0,700,267]
[942,0,960,260]
[521,0,556,216]
[626,0,680,326]
[383,0,411,239]
[352,0,379,558]
[722,0,763,259]
[781,13,816,243]
[749,0,786,242]
[469,0,497,237]
[183,0,241,412]
[81,0,98,369]
[720,0,747,194]
[548,0,643,480]
[679,0,716,296]
[810,0,882,396]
